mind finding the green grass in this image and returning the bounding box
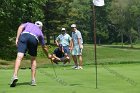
[0,44,140,93]
[83,44,140,64]
[1,44,140,68]
[0,64,140,93]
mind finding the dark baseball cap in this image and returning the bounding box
[59,44,63,49]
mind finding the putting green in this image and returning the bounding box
[0,64,139,93]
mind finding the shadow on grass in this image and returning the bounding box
[69,83,94,89]
[98,61,140,65]
[8,82,30,87]
[102,45,140,50]
[17,82,30,86]
[69,83,83,86]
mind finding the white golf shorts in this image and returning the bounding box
[72,45,83,55]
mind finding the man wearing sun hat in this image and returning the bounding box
[10,21,48,87]
[71,24,83,69]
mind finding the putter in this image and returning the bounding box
[50,60,57,78]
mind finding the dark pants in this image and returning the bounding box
[17,33,38,56]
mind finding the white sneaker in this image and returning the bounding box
[75,66,80,70]
[72,66,77,69]
[10,76,18,87]
[79,66,83,69]
[74,66,83,70]
[31,80,37,86]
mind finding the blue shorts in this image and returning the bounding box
[17,33,38,56]
[63,46,70,55]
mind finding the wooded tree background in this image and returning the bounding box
[1,0,140,60]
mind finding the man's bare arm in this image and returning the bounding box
[16,25,24,46]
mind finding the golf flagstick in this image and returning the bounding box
[92,4,98,89]
[93,0,105,89]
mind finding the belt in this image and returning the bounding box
[21,32,39,42]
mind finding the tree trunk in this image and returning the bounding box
[53,34,56,44]
[98,38,101,46]
[46,34,50,45]
[129,35,133,48]
[121,33,124,47]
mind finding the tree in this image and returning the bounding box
[92,0,112,44]
[0,0,45,60]
[108,0,127,46]
[69,0,92,43]
[125,0,140,47]
[43,0,73,44]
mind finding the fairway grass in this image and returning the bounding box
[0,64,139,93]
[0,44,140,93]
